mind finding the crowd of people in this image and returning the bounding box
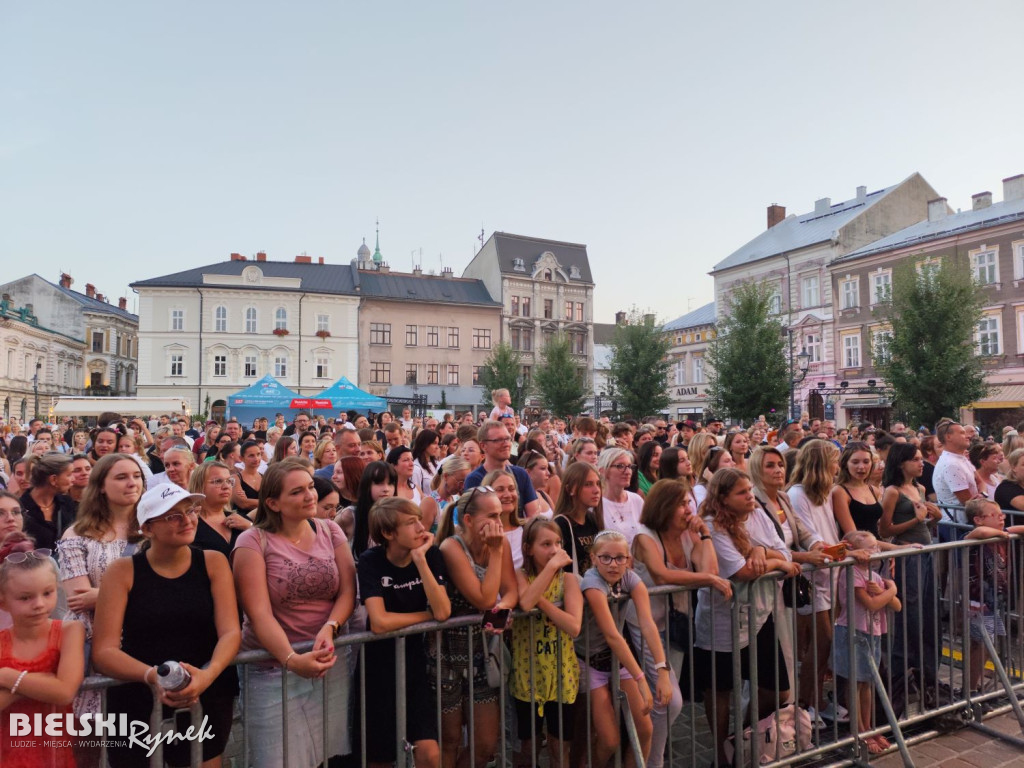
[0,402,1021,768]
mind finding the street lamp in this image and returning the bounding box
[515,375,524,415]
[788,329,811,420]
[32,362,42,420]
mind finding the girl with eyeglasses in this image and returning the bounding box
[190,460,253,558]
[93,483,240,768]
[0,533,86,768]
[576,529,672,768]
[598,448,644,545]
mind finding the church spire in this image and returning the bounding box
[372,218,383,264]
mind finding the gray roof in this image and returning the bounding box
[50,280,138,321]
[356,269,499,306]
[834,196,1024,264]
[712,184,900,273]
[130,260,359,295]
[592,322,618,345]
[490,232,593,283]
[662,301,716,331]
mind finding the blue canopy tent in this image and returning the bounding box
[225,375,307,426]
[311,376,387,414]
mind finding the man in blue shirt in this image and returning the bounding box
[463,420,540,518]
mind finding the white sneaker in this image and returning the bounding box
[804,707,828,728]
[819,702,850,723]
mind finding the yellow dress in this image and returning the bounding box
[512,572,579,714]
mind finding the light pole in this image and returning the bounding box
[515,375,524,416]
[32,362,42,420]
[788,330,811,420]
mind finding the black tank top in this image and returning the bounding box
[840,485,883,537]
[122,547,238,697]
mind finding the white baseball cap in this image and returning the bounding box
[137,484,205,526]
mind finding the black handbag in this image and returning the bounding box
[782,573,812,608]
[658,533,694,650]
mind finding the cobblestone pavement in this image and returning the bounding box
[873,712,1024,768]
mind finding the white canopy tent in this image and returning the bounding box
[49,396,191,418]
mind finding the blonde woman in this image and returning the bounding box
[686,433,717,482]
[190,459,253,557]
[313,438,338,471]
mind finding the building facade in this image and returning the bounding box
[352,250,502,410]
[662,302,716,422]
[462,232,595,402]
[710,173,942,426]
[0,295,86,421]
[829,173,1024,432]
[0,273,139,398]
[131,253,360,415]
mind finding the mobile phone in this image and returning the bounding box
[482,608,510,630]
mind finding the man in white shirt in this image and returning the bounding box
[932,420,977,525]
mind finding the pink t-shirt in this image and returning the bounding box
[836,566,888,635]
[235,519,348,652]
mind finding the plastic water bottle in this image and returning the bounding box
[156,661,191,692]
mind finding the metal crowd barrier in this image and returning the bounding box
[70,519,1023,768]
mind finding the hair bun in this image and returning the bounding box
[0,531,35,562]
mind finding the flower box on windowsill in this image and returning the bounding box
[272,328,290,336]
[315,330,331,339]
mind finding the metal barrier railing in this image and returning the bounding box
[66,520,1024,768]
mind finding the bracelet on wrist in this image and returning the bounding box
[283,651,296,670]
[9,670,28,695]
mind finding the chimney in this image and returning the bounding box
[412,265,422,276]
[318,257,324,264]
[927,197,948,222]
[767,204,786,229]
[813,197,832,215]
[294,255,312,263]
[441,266,453,278]
[643,313,655,326]
[856,185,867,200]
[59,272,73,289]
[378,262,390,274]
[96,293,104,303]
[256,251,267,262]
[229,252,246,261]
[118,296,127,310]
[972,191,993,211]
[615,311,627,325]
[1003,174,1024,202]
[85,283,95,299]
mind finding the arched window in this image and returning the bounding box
[214,306,227,332]
[544,269,552,281]
[245,307,257,334]
[275,307,287,331]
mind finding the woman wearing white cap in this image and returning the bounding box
[93,483,240,768]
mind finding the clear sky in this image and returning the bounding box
[2,1,1021,325]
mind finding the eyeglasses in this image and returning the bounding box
[484,436,512,444]
[156,507,200,525]
[208,477,236,488]
[3,548,53,564]
[610,463,633,472]
[595,554,629,566]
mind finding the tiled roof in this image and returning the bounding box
[592,322,618,345]
[712,184,901,273]
[833,197,1024,264]
[490,232,593,283]
[357,270,498,306]
[662,301,716,331]
[131,260,359,295]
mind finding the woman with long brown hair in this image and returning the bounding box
[552,462,605,575]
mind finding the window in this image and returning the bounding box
[842,333,861,368]
[427,364,439,384]
[472,366,482,385]
[512,258,526,272]
[976,315,1001,356]
[473,328,491,349]
[917,258,941,280]
[511,328,532,352]
[245,307,257,334]
[841,279,858,309]
[973,248,999,285]
[214,306,227,332]
[769,291,782,315]
[274,356,287,378]
[522,297,531,318]
[544,269,552,281]
[213,354,227,377]
[571,332,585,355]
[521,365,531,383]
[370,323,391,345]
[92,331,104,353]
[564,300,573,320]
[675,359,686,385]
[170,354,183,377]
[693,357,704,384]
[406,364,417,385]
[544,299,553,319]
[1014,241,1024,280]
[576,302,584,322]
[871,271,891,305]
[448,365,459,386]
[427,326,439,347]
[511,296,520,316]
[543,329,553,348]
[406,325,418,346]
[171,309,183,331]
[871,329,892,366]
[801,275,820,307]
[316,314,329,333]
[315,356,329,378]
[370,362,390,384]
[448,327,459,348]
[274,307,287,331]
[244,355,257,377]
[804,333,821,363]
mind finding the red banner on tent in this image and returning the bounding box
[290,398,333,409]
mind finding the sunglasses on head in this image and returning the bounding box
[3,548,53,565]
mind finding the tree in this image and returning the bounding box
[607,308,672,419]
[478,342,525,412]
[438,390,449,410]
[533,333,590,417]
[873,258,987,427]
[705,281,789,422]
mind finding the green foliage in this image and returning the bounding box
[705,281,789,421]
[873,258,987,427]
[533,333,590,418]
[607,308,672,419]
[478,342,525,411]
[438,390,448,409]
